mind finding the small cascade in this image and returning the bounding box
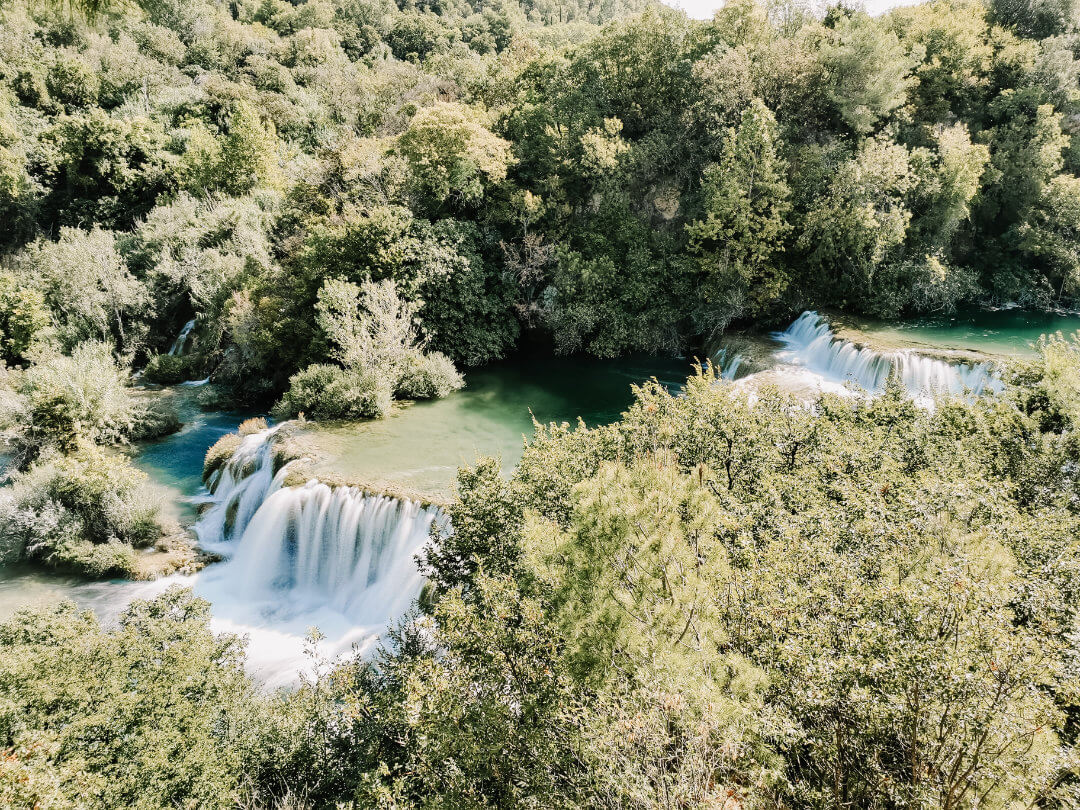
[711,348,745,380]
[169,319,196,356]
[190,424,448,684]
[195,424,284,551]
[773,311,1002,398]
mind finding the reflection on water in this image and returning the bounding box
[0,565,172,622]
[299,354,693,495]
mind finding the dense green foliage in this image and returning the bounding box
[0,446,161,576]
[0,588,320,809]
[7,342,1080,806]
[6,0,1080,800]
[0,0,1078,405]
[0,344,179,577]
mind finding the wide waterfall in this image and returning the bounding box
[189,424,447,685]
[223,481,438,621]
[773,311,1003,398]
[169,318,196,355]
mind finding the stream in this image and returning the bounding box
[1,308,1077,685]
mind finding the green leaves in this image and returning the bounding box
[0,589,267,809]
[499,368,1080,806]
[397,102,512,214]
[686,98,791,330]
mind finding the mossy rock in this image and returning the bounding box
[203,433,242,484]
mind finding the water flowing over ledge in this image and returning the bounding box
[770,311,1004,399]
[168,318,196,356]
[710,348,745,380]
[190,424,449,685]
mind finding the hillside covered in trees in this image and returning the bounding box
[2,0,1080,400]
[5,0,1080,806]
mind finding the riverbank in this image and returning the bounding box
[3,307,1078,684]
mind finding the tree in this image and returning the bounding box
[888,0,995,126]
[397,102,512,213]
[910,123,989,251]
[990,0,1080,38]
[16,227,148,354]
[503,372,1080,806]
[316,277,422,376]
[686,99,791,335]
[1018,173,1080,297]
[216,102,283,196]
[975,89,1070,302]
[0,274,50,365]
[36,110,174,230]
[274,278,463,420]
[799,138,916,308]
[815,9,918,136]
[0,341,171,464]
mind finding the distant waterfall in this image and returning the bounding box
[774,312,1002,398]
[192,424,447,673]
[169,319,196,356]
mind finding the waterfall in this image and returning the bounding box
[711,348,745,380]
[773,311,1002,398]
[191,424,447,685]
[223,481,440,621]
[169,319,196,356]
[195,424,284,552]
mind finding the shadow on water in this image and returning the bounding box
[298,353,695,496]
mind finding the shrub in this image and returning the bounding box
[3,343,133,461]
[130,399,182,441]
[281,279,465,421]
[0,447,162,578]
[143,353,201,385]
[47,538,139,579]
[274,364,392,420]
[203,433,242,483]
[0,343,178,465]
[395,351,464,400]
[237,417,269,435]
[0,273,50,365]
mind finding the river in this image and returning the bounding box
[1,308,1077,685]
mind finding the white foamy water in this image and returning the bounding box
[768,311,1003,399]
[169,318,196,356]
[186,424,446,686]
[711,348,745,380]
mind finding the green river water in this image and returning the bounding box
[1,308,1078,657]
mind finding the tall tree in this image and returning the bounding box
[687,99,791,335]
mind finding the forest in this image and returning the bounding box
[2,0,1080,804]
[1,0,1080,394]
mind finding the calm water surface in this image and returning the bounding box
[848,309,1080,357]
[298,354,692,495]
